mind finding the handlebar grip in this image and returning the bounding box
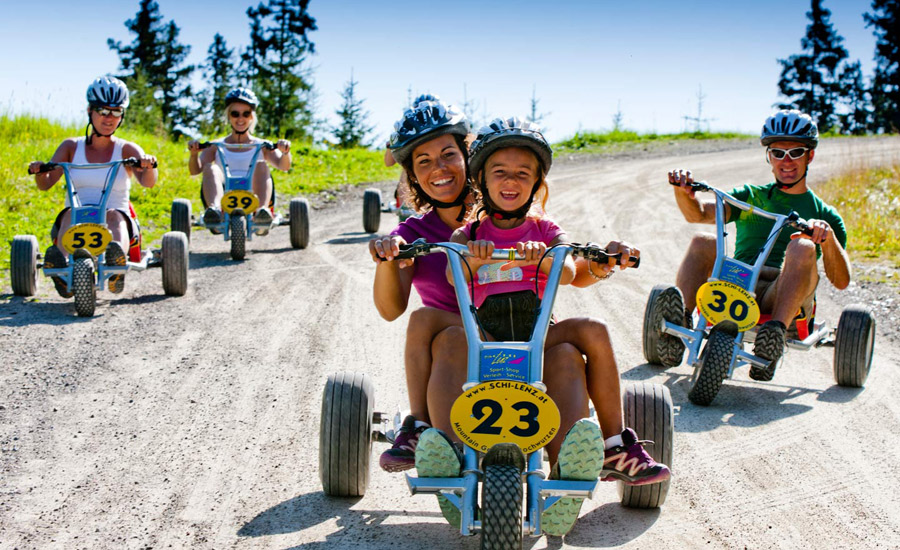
[263,141,277,150]
[29,162,59,175]
[199,141,212,149]
[629,255,641,268]
[123,157,159,168]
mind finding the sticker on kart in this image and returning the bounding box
[60,223,112,255]
[696,280,760,332]
[221,190,259,214]
[449,381,560,454]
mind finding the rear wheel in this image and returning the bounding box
[290,198,310,249]
[833,305,876,387]
[688,322,737,406]
[161,231,189,296]
[230,214,246,261]
[619,382,674,508]
[319,372,374,497]
[11,235,39,296]
[170,199,192,242]
[481,464,522,550]
[363,188,382,233]
[72,256,96,317]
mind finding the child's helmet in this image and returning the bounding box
[761,110,818,148]
[389,100,469,165]
[86,76,130,109]
[469,117,552,180]
[225,88,259,108]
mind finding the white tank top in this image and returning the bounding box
[214,140,261,177]
[67,138,129,210]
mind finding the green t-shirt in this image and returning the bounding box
[725,182,847,268]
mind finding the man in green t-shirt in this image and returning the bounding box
[661,110,851,381]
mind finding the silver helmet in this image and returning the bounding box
[761,110,818,148]
[86,76,130,109]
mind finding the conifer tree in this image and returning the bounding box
[332,70,373,148]
[198,33,235,134]
[776,0,848,133]
[838,61,871,135]
[865,0,900,132]
[527,86,550,130]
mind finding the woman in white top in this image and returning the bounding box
[29,76,158,295]
[187,88,292,229]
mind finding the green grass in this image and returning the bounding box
[815,163,900,267]
[555,129,753,153]
[1,114,399,288]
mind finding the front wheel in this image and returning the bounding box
[230,214,246,261]
[161,231,189,296]
[289,198,310,249]
[619,382,674,508]
[687,322,737,406]
[362,188,382,233]
[72,255,96,317]
[170,198,192,242]
[11,235,39,296]
[481,463,522,550]
[833,305,876,387]
[319,372,374,497]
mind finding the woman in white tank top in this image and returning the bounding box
[187,87,293,228]
[29,76,158,295]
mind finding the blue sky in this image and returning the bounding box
[1,0,879,143]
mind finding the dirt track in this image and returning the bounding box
[2,137,899,549]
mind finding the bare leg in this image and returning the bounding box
[765,238,819,325]
[201,163,225,208]
[676,232,717,312]
[252,161,273,213]
[405,307,462,423]
[106,210,129,250]
[542,343,590,466]
[547,318,623,439]
[427,325,468,442]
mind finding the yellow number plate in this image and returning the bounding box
[697,281,761,332]
[60,223,112,256]
[449,381,560,454]
[221,190,259,214]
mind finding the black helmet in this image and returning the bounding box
[225,88,259,108]
[469,117,552,180]
[389,100,469,165]
[761,110,818,149]
[86,76,129,109]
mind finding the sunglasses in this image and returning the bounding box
[768,147,809,160]
[93,107,124,118]
[230,110,252,119]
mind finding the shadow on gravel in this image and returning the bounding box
[326,233,376,245]
[563,502,659,547]
[185,251,244,269]
[0,296,94,327]
[108,294,171,307]
[251,246,300,255]
[816,384,864,403]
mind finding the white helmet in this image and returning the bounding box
[86,76,130,109]
[761,110,818,148]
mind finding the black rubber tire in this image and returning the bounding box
[618,382,674,509]
[289,198,310,249]
[363,188,382,234]
[11,235,39,296]
[319,372,374,497]
[642,284,666,364]
[161,231,189,296]
[72,256,96,317]
[481,464,522,550]
[230,214,246,261]
[833,305,876,387]
[688,322,737,406]
[170,199,192,242]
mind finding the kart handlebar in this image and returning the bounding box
[396,239,640,268]
[29,157,156,175]
[198,140,276,150]
[570,242,640,268]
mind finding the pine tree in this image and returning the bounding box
[776,0,849,133]
[865,0,900,132]
[242,0,318,139]
[198,33,235,135]
[156,21,195,133]
[527,86,550,130]
[838,61,871,135]
[332,70,373,148]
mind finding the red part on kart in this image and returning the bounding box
[695,301,816,340]
[127,202,142,262]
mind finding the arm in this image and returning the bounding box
[571,239,639,287]
[122,142,158,188]
[794,219,851,290]
[668,169,728,224]
[187,140,211,176]
[369,234,415,320]
[384,144,396,167]
[264,139,292,172]
[31,139,75,190]
[533,235,575,285]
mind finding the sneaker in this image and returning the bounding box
[252,209,273,236]
[203,207,223,225]
[105,241,127,294]
[379,415,429,473]
[656,286,687,367]
[43,245,73,298]
[542,419,604,537]
[601,428,671,486]
[750,320,786,381]
[415,428,463,529]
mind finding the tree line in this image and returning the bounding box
[777,0,899,134]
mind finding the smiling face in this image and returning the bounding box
[89,107,124,135]
[482,147,540,213]
[768,139,815,190]
[227,101,256,134]
[409,133,467,204]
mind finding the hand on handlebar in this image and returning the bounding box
[604,240,640,270]
[467,239,495,260]
[369,234,413,268]
[516,241,547,263]
[276,139,291,153]
[668,168,697,198]
[133,155,158,171]
[188,140,202,154]
[791,218,831,245]
[28,161,56,175]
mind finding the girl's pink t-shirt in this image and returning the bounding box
[464,217,566,307]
